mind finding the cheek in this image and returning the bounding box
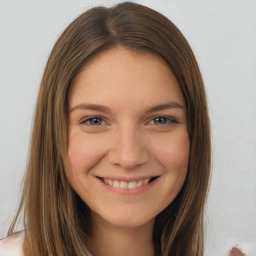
[153,130,190,171]
[166,137,190,169]
[165,131,190,189]
[66,133,105,174]
[152,129,189,200]
[160,131,190,203]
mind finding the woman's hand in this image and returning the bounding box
[229,247,246,256]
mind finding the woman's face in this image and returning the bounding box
[67,47,189,228]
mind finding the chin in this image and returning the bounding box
[92,208,156,229]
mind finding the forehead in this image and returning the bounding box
[69,47,185,110]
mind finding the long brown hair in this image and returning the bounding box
[9,2,211,255]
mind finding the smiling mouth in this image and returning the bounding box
[97,176,158,190]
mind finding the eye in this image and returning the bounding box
[148,116,177,125]
[81,116,106,126]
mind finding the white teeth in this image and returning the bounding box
[137,180,143,187]
[143,178,150,185]
[102,177,153,190]
[120,181,128,189]
[128,181,137,189]
[113,180,119,188]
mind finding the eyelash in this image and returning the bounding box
[80,116,107,126]
[147,116,177,125]
[80,115,177,126]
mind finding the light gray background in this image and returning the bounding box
[0,1,255,255]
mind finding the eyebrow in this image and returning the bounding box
[144,102,185,114]
[70,102,185,114]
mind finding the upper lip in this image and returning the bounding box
[96,175,159,182]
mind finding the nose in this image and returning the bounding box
[108,124,149,169]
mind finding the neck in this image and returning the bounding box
[86,213,155,256]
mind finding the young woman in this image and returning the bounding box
[0,2,245,256]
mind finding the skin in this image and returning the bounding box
[229,247,246,256]
[66,47,190,256]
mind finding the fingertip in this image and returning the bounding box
[229,247,246,256]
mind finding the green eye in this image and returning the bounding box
[89,117,103,125]
[148,116,177,126]
[82,117,105,126]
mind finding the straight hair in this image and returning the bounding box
[9,2,211,256]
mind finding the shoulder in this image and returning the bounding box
[0,231,25,256]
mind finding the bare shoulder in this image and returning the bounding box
[0,231,25,256]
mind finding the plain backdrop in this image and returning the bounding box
[0,1,256,255]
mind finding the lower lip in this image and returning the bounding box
[97,177,160,195]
